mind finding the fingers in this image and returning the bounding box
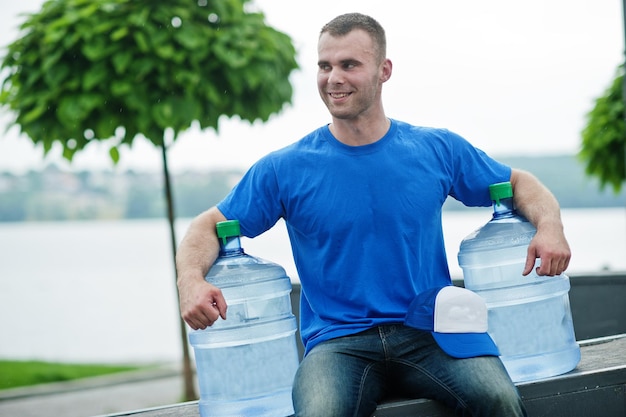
[184,303,223,330]
[525,249,570,277]
[536,255,570,277]
[522,246,537,276]
[180,283,228,330]
[525,258,562,277]
[524,230,571,277]
[215,296,228,321]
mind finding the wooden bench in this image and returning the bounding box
[103,334,626,417]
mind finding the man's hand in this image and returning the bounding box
[178,277,228,330]
[523,226,571,277]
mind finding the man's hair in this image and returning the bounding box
[320,13,387,62]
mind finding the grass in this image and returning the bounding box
[0,360,142,390]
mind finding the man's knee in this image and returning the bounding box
[447,357,527,416]
[292,355,355,416]
[482,383,526,416]
[466,374,525,417]
[292,350,380,417]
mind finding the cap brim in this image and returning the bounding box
[432,332,500,359]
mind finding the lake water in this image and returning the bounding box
[0,208,624,364]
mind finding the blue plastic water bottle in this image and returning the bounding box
[189,220,299,416]
[458,182,580,382]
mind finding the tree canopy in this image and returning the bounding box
[579,65,625,193]
[0,0,298,401]
[0,0,298,162]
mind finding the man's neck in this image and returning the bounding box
[329,115,390,146]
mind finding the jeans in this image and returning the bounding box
[292,324,526,417]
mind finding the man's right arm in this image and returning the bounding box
[176,206,228,330]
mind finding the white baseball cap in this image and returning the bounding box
[404,286,500,359]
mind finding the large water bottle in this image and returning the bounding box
[457,182,580,383]
[188,220,299,417]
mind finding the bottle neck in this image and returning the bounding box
[219,235,244,257]
[492,196,516,219]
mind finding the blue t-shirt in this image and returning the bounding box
[217,119,510,354]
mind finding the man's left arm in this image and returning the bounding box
[510,168,571,276]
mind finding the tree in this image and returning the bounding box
[579,66,626,194]
[0,0,297,401]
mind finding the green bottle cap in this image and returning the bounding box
[489,182,513,206]
[216,220,240,244]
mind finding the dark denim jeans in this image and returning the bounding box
[292,324,526,417]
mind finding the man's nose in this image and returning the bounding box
[327,68,344,85]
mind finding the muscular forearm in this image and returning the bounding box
[176,206,228,329]
[509,169,571,276]
[176,206,225,283]
[510,169,563,230]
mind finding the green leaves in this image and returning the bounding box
[0,0,298,164]
[579,66,626,194]
[109,146,120,163]
[82,64,108,91]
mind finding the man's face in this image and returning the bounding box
[317,29,388,121]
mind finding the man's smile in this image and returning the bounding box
[329,92,351,99]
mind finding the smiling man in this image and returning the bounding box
[176,13,570,417]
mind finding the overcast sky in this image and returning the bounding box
[0,0,623,173]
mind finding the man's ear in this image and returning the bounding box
[381,58,393,83]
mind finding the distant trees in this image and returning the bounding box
[0,174,29,221]
[0,168,243,222]
[1,157,624,223]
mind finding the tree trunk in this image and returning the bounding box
[160,141,197,401]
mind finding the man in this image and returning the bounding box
[176,13,570,417]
